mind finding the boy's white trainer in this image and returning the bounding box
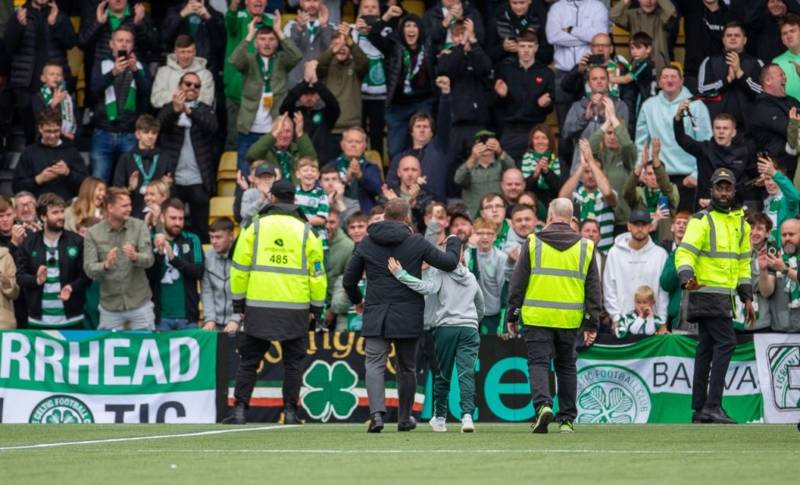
[461,414,475,433]
[429,416,447,432]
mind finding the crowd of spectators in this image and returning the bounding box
[0,0,799,335]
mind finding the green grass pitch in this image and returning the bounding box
[1,423,798,484]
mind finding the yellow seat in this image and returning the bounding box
[402,0,426,17]
[209,196,235,220]
[217,180,237,197]
[218,151,238,180]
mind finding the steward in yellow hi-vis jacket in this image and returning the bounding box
[675,168,754,425]
[223,180,326,425]
[506,198,603,434]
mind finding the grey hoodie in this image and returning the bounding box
[392,264,485,330]
[476,246,509,316]
[201,248,241,326]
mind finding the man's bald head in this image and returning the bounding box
[501,168,525,202]
[547,198,574,224]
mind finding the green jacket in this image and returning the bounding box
[229,36,303,134]
[454,153,516,218]
[326,228,354,300]
[659,250,681,327]
[223,9,268,104]
[590,124,636,225]
[317,44,369,132]
[622,160,679,212]
[769,172,800,246]
[245,133,317,180]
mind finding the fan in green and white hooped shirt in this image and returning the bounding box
[101,57,145,122]
[521,151,560,188]
[29,241,83,329]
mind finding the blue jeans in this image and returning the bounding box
[159,318,196,331]
[385,99,434,160]
[90,129,137,182]
[237,132,264,177]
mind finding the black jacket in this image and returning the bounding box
[697,52,763,129]
[673,118,757,203]
[486,0,552,66]
[148,230,204,324]
[674,0,737,78]
[4,2,77,90]
[494,59,554,129]
[161,2,226,73]
[343,220,460,338]
[280,81,341,165]
[743,0,800,64]
[436,43,493,126]
[368,15,436,108]
[506,222,603,329]
[112,148,175,218]
[749,93,800,177]
[16,230,90,322]
[90,57,153,133]
[13,140,88,200]
[157,102,219,194]
[423,0,485,53]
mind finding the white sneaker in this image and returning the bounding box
[429,416,447,432]
[461,414,475,433]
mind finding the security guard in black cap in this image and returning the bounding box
[224,180,326,424]
[675,168,755,424]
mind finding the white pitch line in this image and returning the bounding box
[125,448,785,456]
[0,425,298,452]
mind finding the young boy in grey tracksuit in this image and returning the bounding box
[388,252,484,433]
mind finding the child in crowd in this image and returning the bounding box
[294,157,330,253]
[614,285,667,338]
[388,249,484,433]
[520,124,561,204]
[320,164,359,223]
[472,218,509,335]
[423,202,450,247]
[615,32,656,133]
[142,180,170,232]
[240,162,279,227]
[113,115,174,218]
[34,62,77,140]
[559,139,618,252]
[345,211,369,243]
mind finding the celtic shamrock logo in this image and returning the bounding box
[45,409,81,424]
[300,360,359,422]
[29,395,94,423]
[577,385,635,424]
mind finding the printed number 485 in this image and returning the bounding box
[269,254,288,264]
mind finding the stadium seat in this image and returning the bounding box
[217,180,237,197]
[403,0,425,17]
[209,196,235,221]
[218,151,238,180]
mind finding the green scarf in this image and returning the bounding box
[786,255,800,309]
[493,219,510,249]
[187,13,202,37]
[307,19,319,42]
[642,186,662,213]
[257,55,274,94]
[521,151,559,188]
[401,46,425,95]
[40,81,76,135]
[275,149,294,180]
[133,152,159,190]
[108,4,131,32]
[346,279,366,330]
[100,59,141,121]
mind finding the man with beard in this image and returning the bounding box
[766,217,800,331]
[676,168,754,423]
[16,193,89,330]
[150,198,204,331]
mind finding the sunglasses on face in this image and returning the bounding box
[183,81,201,89]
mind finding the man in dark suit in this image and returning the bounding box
[343,198,460,433]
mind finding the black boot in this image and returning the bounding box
[367,412,384,433]
[703,406,736,424]
[397,416,417,432]
[222,403,246,425]
[283,404,299,425]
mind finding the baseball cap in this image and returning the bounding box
[628,208,652,224]
[270,179,295,202]
[711,168,736,185]
[254,164,277,178]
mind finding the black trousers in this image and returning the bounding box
[692,316,737,411]
[233,333,308,409]
[499,125,532,165]
[362,98,386,153]
[14,88,36,144]
[524,325,579,421]
[174,184,210,243]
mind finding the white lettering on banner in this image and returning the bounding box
[68,341,99,385]
[0,332,30,380]
[132,340,167,385]
[34,337,64,383]
[169,338,199,383]
[103,339,131,385]
[578,357,760,396]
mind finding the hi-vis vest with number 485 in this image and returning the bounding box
[521,234,594,329]
[230,213,326,311]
